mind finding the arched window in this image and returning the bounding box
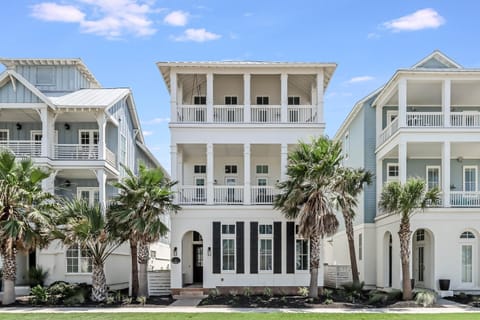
[460,231,475,239]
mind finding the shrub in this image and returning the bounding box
[136,296,147,306]
[415,289,437,307]
[263,287,273,298]
[106,295,116,305]
[387,289,403,301]
[367,291,388,305]
[208,288,219,298]
[229,290,238,297]
[122,296,133,305]
[30,285,49,304]
[63,292,85,305]
[297,286,309,298]
[341,281,365,303]
[323,288,333,299]
[243,287,252,297]
[28,266,48,287]
[324,298,334,305]
[47,281,91,304]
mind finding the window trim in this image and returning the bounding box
[224,164,238,175]
[426,166,441,191]
[65,244,92,275]
[224,96,238,105]
[194,164,207,174]
[79,130,99,145]
[77,187,100,207]
[255,96,270,105]
[221,224,236,272]
[193,95,207,105]
[387,163,399,183]
[358,233,363,261]
[463,165,478,192]
[0,129,9,141]
[459,230,476,284]
[295,227,309,272]
[288,96,300,105]
[255,164,269,175]
[259,224,273,272]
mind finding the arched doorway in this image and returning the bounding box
[412,228,434,289]
[384,232,393,288]
[181,230,204,287]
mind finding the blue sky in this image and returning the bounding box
[1,1,479,171]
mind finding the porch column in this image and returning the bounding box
[170,144,178,202]
[40,108,55,158]
[177,148,183,185]
[170,71,177,122]
[398,141,407,184]
[376,104,383,145]
[281,73,288,123]
[442,79,451,127]
[96,112,107,161]
[280,144,288,181]
[376,158,383,211]
[244,73,251,123]
[206,143,214,205]
[96,169,107,213]
[41,170,58,195]
[206,73,214,122]
[316,71,324,124]
[244,143,251,205]
[398,79,407,128]
[442,141,451,207]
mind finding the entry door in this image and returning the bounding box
[416,246,425,287]
[193,244,203,283]
[225,177,236,202]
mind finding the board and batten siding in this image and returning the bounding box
[363,96,378,223]
[0,80,42,103]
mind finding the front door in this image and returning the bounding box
[193,244,203,283]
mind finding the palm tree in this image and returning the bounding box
[58,200,121,302]
[333,167,372,285]
[109,164,179,297]
[378,178,439,300]
[274,136,342,298]
[0,151,56,305]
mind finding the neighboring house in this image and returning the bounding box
[157,61,336,293]
[0,58,164,289]
[331,51,480,293]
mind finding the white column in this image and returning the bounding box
[376,104,383,145]
[96,112,107,160]
[398,141,407,184]
[170,71,177,122]
[442,79,451,127]
[316,71,324,124]
[442,141,451,207]
[170,144,178,202]
[244,73,251,123]
[177,148,183,185]
[280,144,288,181]
[41,170,57,195]
[96,169,107,213]
[206,73,214,122]
[398,78,407,128]
[244,143,251,205]
[281,73,288,123]
[40,108,55,158]
[206,143,214,205]
[376,158,383,210]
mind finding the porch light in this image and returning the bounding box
[214,179,217,185]
[65,180,71,187]
[457,156,463,163]
[208,247,211,256]
[16,123,22,130]
[64,123,70,130]
[173,247,178,256]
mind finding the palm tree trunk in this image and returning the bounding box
[1,247,16,305]
[137,242,149,297]
[399,214,412,300]
[309,233,321,298]
[130,240,139,297]
[343,211,359,284]
[91,261,108,302]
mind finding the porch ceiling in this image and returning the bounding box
[384,142,480,159]
[0,109,40,122]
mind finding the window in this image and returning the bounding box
[259,224,273,272]
[259,224,273,235]
[225,96,238,105]
[462,245,473,283]
[0,130,9,141]
[288,96,300,105]
[77,187,99,206]
[193,231,203,242]
[225,165,237,174]
[194,177,205,200]
[257,178,267,186]
[464,166,477,192]
[150,250,157,259]
[416,229,425,241]
[426,166,441,190]
[194,96,206,105]
[461,231,476,239]
[256,165,269,174]
[256,96,269,105]
[36,66,55,85]
[222,224,235,271]
[194,165,206,174]
[120,134,127,165]
[344,132,350,160]
[358,233,363,261]
[79,130,99,145]
[387,163,399,182]
[66,244,92,273]
[295,226,308,271]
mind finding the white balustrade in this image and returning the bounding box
[105,148,117,167]
[450,191,480,207]
[450,112,480,127]
[378,118,399,146]
[406,112,443,127]
[0,140,41,157]
[213,105,244,123]
[250,105,282,123]
[177,186,207,204]
[177,105,207,123]
[251,186,277,204]
[214,186,244,204]
[54,144,99,160]
[287,105,316,123]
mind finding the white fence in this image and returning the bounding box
[214,186,244,204]
[324,265,353,289]
[0,141,41,157]
[287,106,316,123]
[406,112,443,127]
[177,105,207,122]
[148,270,171,296]
[213,105,244,123]
[250,105,282,123]
[451,112,480,127]
[251,186,277,204]
[450,191,480,207]
[177,186,207,204]
[54,144,99,160]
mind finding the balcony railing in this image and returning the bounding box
[177,186,207,204]
[450,191,480,207]
[287,105,316,123]
[451,112,480,127]
[105,148,117,167]
[0,140,41,157]
[213,105,244,123]
[251,105,282,123]
[378,118,399,146]
[175,185,280,205]
[251,186,277,204]
[406,112,443,127]
[54,144,100,160]
[177,105,207,123]
[214,186,244,205]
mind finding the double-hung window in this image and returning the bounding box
[387,163,399,183]
[221,224,235,271]
[426,166,441,190]
[0,130,9,141]
[464,166,477,192]
[259,224,273,271]
[66,244,92,273]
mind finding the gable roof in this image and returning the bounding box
[412,50,462,69]
[50,88,130,109]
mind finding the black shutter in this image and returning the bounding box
[212,221,221,274]
[236,222,244,274]
[274,221,282,274]
[250,221,258,274]
[286,222,295,274]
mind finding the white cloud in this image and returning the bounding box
[367,32,380,40]
[346,76,375,84]
[383,8,445,32]
[172,28,221,42]
[31,0,161,39]
[142,117,170,125]
[164,10,188,26]
[143,130,154,136]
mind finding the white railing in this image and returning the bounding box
[213,105,244,123]
[450,191,480,207]
[177,105,207,123]
[0,140,41,157]
[451,112,480,127]
[250,105,282,123]
[214,186,244,204]
[177,186,207,204]
[287,105,316,123]
[54,144,99,160]
[406,112,443,127]
[105,148,116,167]
[378,118,399,146]
[251,186,277,204]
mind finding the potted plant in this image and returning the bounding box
[439,279,450,291]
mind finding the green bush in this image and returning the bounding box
[415,289,437,307]
[243,287,252,297]
[387,289,403,301]
[30,285,49,304]
[263,287,273,298]
[324,298,334,305]
[47,281,91,304]
[136,296,147,306]
[28,266,48,287]
[323,288,333,299]
[63,292,85,305]
[208,288,220,298]
[341,281,365,303]
[367,291,388,305]
[297,286,309,298]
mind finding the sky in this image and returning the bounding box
[1,0,479,171]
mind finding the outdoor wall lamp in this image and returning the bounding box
[173,247,178,256]
[208,247,212,256]
[65,180,71,187]
[64,123,70,130]
[16,123,22,130]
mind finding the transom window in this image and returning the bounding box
[288,96,300,105]
[257,178,267,186]
[387,163,399,182]
[66,244,92,273]
[225,96,238,105]
[194,165,206,174]
[460,231,476,239]
[225,165,237,174]
[256,96,269,105]
[194,96,206,105]
[193,231,203,242]
[222,224,235,234]
[416,229,425,242]
[464,166,477,192]
[0,130,9,141]
[426,166,441,190]
[36,66,55,85]
[259,224,273,235]
[256,165,269,174]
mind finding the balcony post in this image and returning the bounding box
[281,143,288,181]
[376,103,383,145]
[316,71,324,124]
[96,112,107,161]
[170,144,178,202]
[244,143,251,205]
[206,143,214,205]
[206,73,214,122]
[40,108,55,158]
[96,169,107,213]
[177,148,183,185]
[442,141,451,207]
[376,158,383,211]
[442,79,451,127]
[170,71,177,122]
[244,73,251,122]
[281,73,288,123]
[398,78,407,127]
[398,141,407,184]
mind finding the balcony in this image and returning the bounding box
[176,185,279,205]
[450,191,480,207]
[54,144,116,166]
[213,105,244,123]
[0,140,41,157]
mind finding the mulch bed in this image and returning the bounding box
[446,294,480,307]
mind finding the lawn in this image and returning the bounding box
[0,313,480,320]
